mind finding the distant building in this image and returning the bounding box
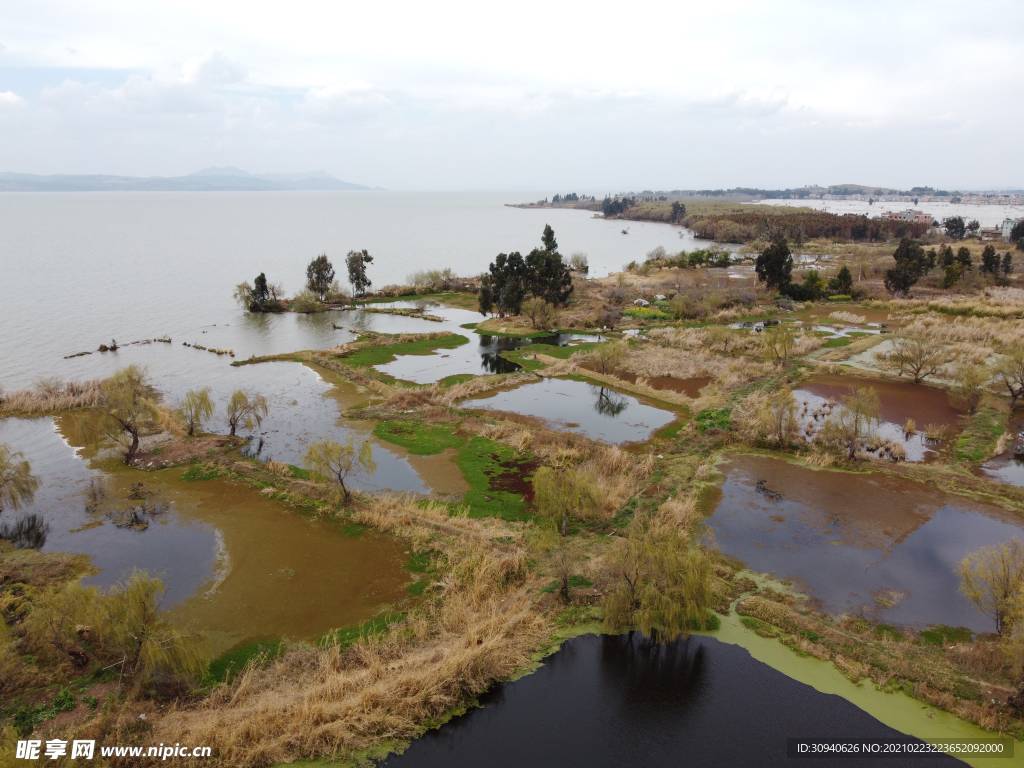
[1003,218,1022,239]
[878,209,933,224]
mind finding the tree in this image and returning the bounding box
[966,219,981,238]
[949,363,989,414]
[233,281,254,310]
[225,390,268,437]
[981,245,1001,275]
[670,201,686,222]
[478,273,494,316]
[1003,252,1015,277]
[541,223,558,252]
[759,388,800,446]
[1011,220,1024,247]
[941,262,965,289]
[994,352,1024,409]
[533,466,601,537]
[568,252,589,274]
[603,524,715,641]
[307,254,336,301]
[762,325,796,367]
[176,388,214,437]
[482,251,528,316]
[303,437,376,505]
[100,365,158,464]
[103,570,210,685]
[251,273,270,311]
[944,216,966,240]
[521,296,557,329]
[344,249,373,297]
[589,341,627,374]
[817,387,880,459]
[884,238,926,296]
[888,333,949,383]
[0,444,39,514]
[755,238,793,291]
[957,539,1024,637]
[956,246,973,270]
[828,266,853,295]
[939,244,955,267]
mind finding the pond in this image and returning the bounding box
[704,454,1024,632]
[982,412,1024,488]
[0,416,412,655]
[577,363,711,397]
[461,378,678,444]
[378,632,965,768]
[793,374,961,462]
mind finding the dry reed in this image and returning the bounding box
[0,378,105,414]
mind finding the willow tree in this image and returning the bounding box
[762,325,796,367]
[589,341,627,375]
[101,365,158,464]
[603,523,715,641]
[994,351,1024,409]
[225,390,268,437]
[0,443,39,513]
[888,333,949,383]
[957,539,1024,637]
[304,436,376,505]
[103,570,210,685]
[533,466,601,537]
[949,363,989,415]
[176,388,214,436]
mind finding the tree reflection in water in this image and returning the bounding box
[600,631,707,718]
[593,387,628,417]
[0,513,50,549]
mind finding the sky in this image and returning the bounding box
[0,0,1022,191]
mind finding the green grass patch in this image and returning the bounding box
[373,420,467,455]
[459,322,479,329]
[455,436,536,521]
[12,689,77,736]
[955,404,1005,463]
[320,613,405,650]
[337,333,468,367]
[822,337,852,349]
[205,638,285,685]
[288,465,311,479]
[354,292,469,305]
[623,306,670,321]
[568,575,593,588]
[873,624,905,641]
[654,419,686,440]
[404,550,432,573]
[918,625,974,646]
[405,578,429,596]
[181,465,219,481]
[827,295,852,302]
[339,523,367,538]
[695,408,731,432]
[439,374,476,388]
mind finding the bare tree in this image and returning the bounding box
[888,333,950,384]
[817,387,880,459]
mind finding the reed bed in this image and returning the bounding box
[158,508,548,768]
[828,310,867,324]
[0,378,105,414]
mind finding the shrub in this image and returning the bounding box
[623,307,670,321]
[292,289,323,313]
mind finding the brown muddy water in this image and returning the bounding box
[705,454,1024,632]
[577,364,710,397]
[462,378,678,444]
[793,374,961,462]
[0,416,411,654]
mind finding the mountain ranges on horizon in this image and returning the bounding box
[0,167,374,192]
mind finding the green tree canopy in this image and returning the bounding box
[306,254,336,301]
[345,249,373,297]
[884,238,927,295]
[944,216,966,240]
[0,443,39,513]
[754,238,793,291]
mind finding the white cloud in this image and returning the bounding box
[182,50,248,85]
[0,91,24,106]
[300,81,394,125]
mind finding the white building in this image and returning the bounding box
[1002,218,1022,239]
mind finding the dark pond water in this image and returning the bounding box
[982,412,1024,488]
[706,454,1024,632]
[462,378,677,444]
[378,632,963,768]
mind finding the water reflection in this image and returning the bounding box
[378,633,958,768]
[706,454,1024,631]
[0,513,50,549]
[463,378,676,444]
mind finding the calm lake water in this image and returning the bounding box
[0,191,690,389]
[706,454,1024,632]
[379,632,965,768]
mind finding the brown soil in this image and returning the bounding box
[134,435,244,469]
[488,455,541,501]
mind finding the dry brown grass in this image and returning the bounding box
[157,496,549,768]
[829,310,867,324]
[0,378,105,414]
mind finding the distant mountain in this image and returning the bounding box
[0,169,373,192]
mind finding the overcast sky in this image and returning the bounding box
[0,0,1021,190]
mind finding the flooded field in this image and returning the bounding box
[462,378,678,444]
[982,412,1024,488]
[0,416,411,654]
[379,632,964,768]
[705,454,1024,632]
[578,364,710,397]
[793,374,961,461]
